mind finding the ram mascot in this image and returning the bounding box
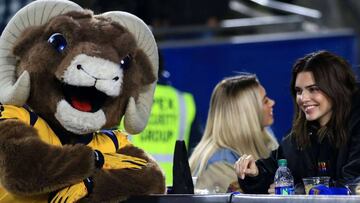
[0,0,166,202]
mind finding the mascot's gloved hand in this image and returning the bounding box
[94,150,147,170]
[50,180,89,203]
[103,153,148,169]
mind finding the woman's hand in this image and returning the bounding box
[268,183,275,194]
[234,154,259,179]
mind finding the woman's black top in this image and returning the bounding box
[239,89,360,194]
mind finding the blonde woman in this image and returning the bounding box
[189,74,279,193]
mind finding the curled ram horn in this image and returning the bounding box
[0,0,82,105]
[100,11,158,134]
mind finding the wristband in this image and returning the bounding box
[83,177,94,194]
[93,150,104,169]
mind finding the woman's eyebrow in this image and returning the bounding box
[294,84,317,89]
[305,84,318,89]
[262,95,267,101]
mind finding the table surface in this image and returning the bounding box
[124,194,360,203]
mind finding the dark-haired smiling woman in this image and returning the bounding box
[234,50,360,194]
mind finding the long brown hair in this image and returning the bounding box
[290,50,357,148]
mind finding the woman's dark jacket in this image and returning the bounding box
[239,89,360,194]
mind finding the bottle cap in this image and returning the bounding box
[278,159,287,167]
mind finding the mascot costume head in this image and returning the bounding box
[0,0,165,202]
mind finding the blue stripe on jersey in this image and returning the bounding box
[0,104,3,117]
[100,130,119,150]
[23,105,38,126]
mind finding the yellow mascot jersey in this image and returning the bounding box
[0,105,131,202]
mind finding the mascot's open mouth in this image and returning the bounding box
[62,84,108,112]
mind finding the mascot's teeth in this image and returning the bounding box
[71,96,92,112]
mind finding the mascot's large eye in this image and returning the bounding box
[48,33,67,53]
[120,54,132,70]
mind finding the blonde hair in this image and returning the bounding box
[189,74,278,176]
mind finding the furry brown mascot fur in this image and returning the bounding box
[0,0,165,202]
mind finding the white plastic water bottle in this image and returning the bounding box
[274,159,294,195]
